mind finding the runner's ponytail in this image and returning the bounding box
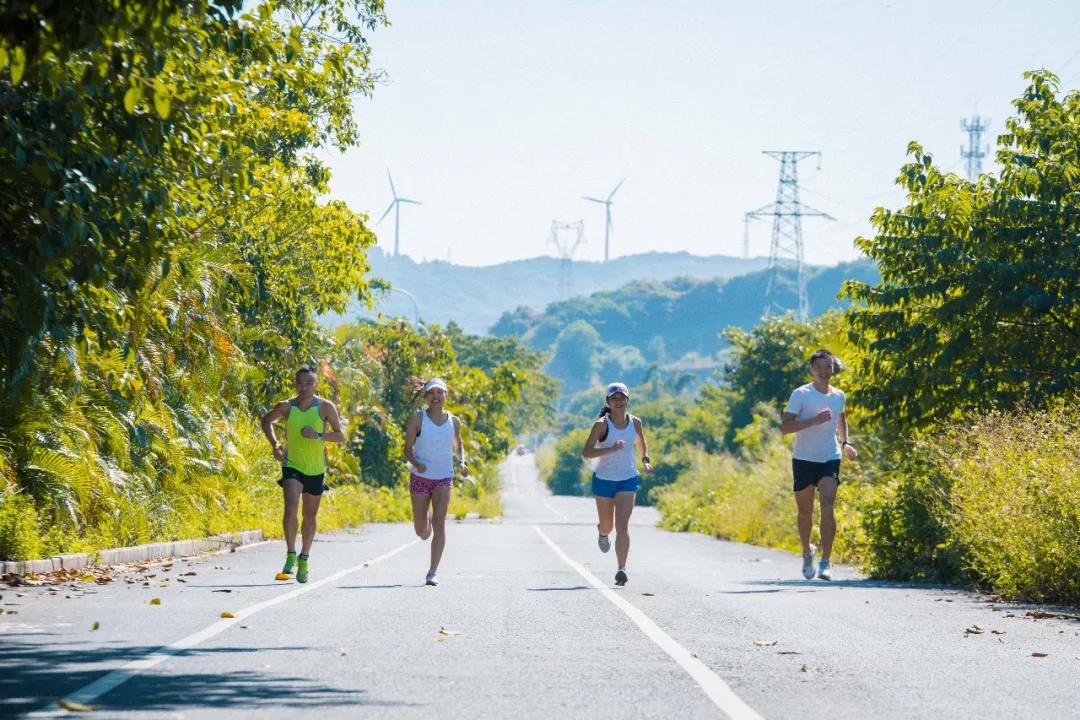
[597,405,612,419]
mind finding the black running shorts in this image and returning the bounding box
[279,466,327,496]
[792,458,841,492]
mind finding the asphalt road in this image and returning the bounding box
[3,453,1078,719]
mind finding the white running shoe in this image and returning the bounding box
[598,533,611,553]
[818,558,833,581]
[802,546,816,580]
[425,571,439,586]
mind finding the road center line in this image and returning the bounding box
[32,538,419,717]
[541,497,571,522]
[533,525,763,720]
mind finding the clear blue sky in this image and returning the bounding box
[323,0,1080,267]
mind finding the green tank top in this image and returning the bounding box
[285,398,326,476]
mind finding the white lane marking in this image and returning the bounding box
[533,525,763,720]
[30,538,419,717]
[233,539,273,552]
[541,497,571,522]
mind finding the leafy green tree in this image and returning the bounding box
[546,320,601,396]
[842,70,1080,429]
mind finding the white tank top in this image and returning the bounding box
[593,415,638,481]
[412,411,455,480]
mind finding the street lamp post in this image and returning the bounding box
[385,287,420,327]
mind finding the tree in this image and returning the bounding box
[842,71,1080,429]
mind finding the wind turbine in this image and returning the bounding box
[581,178,625,263]
[377,170,421,257]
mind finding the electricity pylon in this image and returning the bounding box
[548,220,586,301]
[961,115,989,180]
[745,151,834,320]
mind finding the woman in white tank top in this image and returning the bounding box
[403,378,469,587]
[582,382,653,587]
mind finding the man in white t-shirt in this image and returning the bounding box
[780,349,858,580]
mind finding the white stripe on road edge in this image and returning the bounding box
[31,538,419,717]
[533,525,763,720]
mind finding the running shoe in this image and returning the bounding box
[597,533,611,553]
[296,556,309,584]
[282,552,297,575]
[802,545,816,580]
[818,558,833,581]
[425,571,439,587]
[615,569,628,586]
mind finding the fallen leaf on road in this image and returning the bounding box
[274,572,291,581]
[212,589,233,593]
[158,582,170,588]
[438,626,463,637]
[220,611,235,619]
[800,664,808,672]
[991,630,1006,635]
[778,651,801,655]
[642,592,655,596]
[182,571,197,576]
[92,621,100,631]
[1026,610,1080,621]
[340,649,348,656]
[149,598,161,605]
[964,625,984,635]
[753,640,778,647]
[1031,652,1048,657]
[57,698,99,711]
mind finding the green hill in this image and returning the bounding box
[491,260,879,397]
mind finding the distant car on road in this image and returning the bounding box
[515,445,527,456]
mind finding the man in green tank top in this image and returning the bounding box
[260,365,345,583]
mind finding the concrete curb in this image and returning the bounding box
[0,530,264,575]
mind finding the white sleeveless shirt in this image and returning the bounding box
[412,411,455,480]
[593,415,638,481]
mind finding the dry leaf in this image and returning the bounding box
[274,572,291,581]
[220,611,235,619]
[158,582,170,588]
[964,625,984,635]
[1031,652,1048,657]
[800,663,808,672]
[641,592,655,596]
[182,571,197,576]
[438,626,463,637]
[149,597,161,605]
[212,589,233,593]
[57,698,99,711]
[991,630,1006,635]
[752,640,778,647]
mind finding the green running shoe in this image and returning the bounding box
[296,556,309,584]
[282,552,297,575]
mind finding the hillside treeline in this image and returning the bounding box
[542,72,1080,602]
[0,2,551,559]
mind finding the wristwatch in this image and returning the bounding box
[642,455,651,464]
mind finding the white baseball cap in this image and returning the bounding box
[423,378,448,393]
[606,382,630,398]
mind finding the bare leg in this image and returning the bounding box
[282,479,303,553]
[817,476,839,560]
[428,485,452,573]
[794,485,816,555]
[613,491,636,569]
[411,492,433,540]
[595,497,615,537]
[300,492,322,555]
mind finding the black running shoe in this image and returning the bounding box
[615,569,628,586]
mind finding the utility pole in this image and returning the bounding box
[960,115,989,180]
[548,221,585,301]
[745,151,833,321]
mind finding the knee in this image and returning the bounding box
[302,508,318,524]
[819,497,836,514]
[283,503,299,518]
[431,517,446,534]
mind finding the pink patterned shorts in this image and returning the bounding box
[410,473,453,495]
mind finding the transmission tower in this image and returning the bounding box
[960,115,989,180]
[548,220,586,300]
[744,151,834,320]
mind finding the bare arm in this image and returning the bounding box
[583,419,623,459]
[633,416,653,474]
[316,401,346,443]
[780,409,832,435]
[403,412,425,472]
[452,415,469,477]
[260,400,291,462]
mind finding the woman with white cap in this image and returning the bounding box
[582,382,652,586]
[403,377,469,586]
